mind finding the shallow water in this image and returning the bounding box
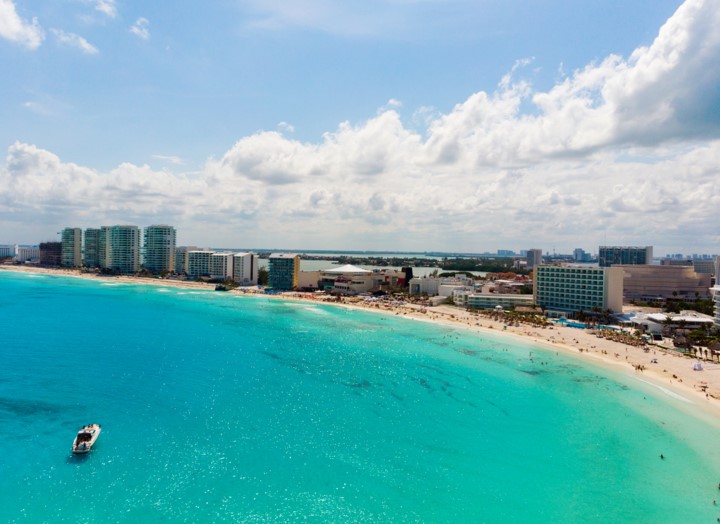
[1,271,719,522]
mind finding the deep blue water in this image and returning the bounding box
[1,270,719,523]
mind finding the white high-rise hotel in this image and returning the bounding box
[233,252,258,284]
[143,225,176,274]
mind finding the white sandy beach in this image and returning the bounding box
[4,264,719,421]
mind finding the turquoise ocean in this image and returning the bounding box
[1,270,719,523]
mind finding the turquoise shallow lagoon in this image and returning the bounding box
[1,270,719,522]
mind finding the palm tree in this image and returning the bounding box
[258,267,269,286]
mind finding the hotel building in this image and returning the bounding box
[599,246,653,267]
[98,226,140,275]
[174,246,198,275]
[98,226,112,269]
[534,265,624,317]
[39,241,62,266]
[143,225,176,274]
[187,250,213,278]
[0,244,16,258]
[83,228,101,268]
[233,252,258,284]
[453,291,534,310]
[15,245,39,263]
[268,253,300,290]
[692,259,715,274]
[210,253,234,280]
[526,249,543,271]
[61,228,82,267]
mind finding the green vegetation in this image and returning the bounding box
[333,256,438,268]
[438,271,476,279]
[440,257,527,274]
[664,299,714,316]
[258,267,269,286]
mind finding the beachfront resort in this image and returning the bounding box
[2,229,718,327]
[2,227,720,382]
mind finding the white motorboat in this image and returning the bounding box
[72,424,101,454]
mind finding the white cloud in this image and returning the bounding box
[277,121,295,133]
[51,28,98,54]
[23,101,48,115]
[130,17,149,40]
[86,0,117,18]
[238,0,472,39]
[151,155,184,165]
[1,0,719,253]
[0,0,44,49]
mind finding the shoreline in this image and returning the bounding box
[3,264,719,422]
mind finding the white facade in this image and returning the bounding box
[627,311,716,335]
[410,275,475,296]
[61,228,82,267]
[15,245,39,262]
[210,253,234,280]
[439,284,473,297]
[233,252,258,284]
[714,285,720,330]
[317,265,374,294]
[0,244,17,258]
[454,291,534,310]
[409,277,440,295]
[187,250,213,278]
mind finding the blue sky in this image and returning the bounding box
[1,0,719,255]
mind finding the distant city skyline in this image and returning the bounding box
[1,0,719,253]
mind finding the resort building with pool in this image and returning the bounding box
[534,265,623,317]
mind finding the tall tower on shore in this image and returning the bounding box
[143,225,176,274]
[83,228,100,268]
[61,228,82,267]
